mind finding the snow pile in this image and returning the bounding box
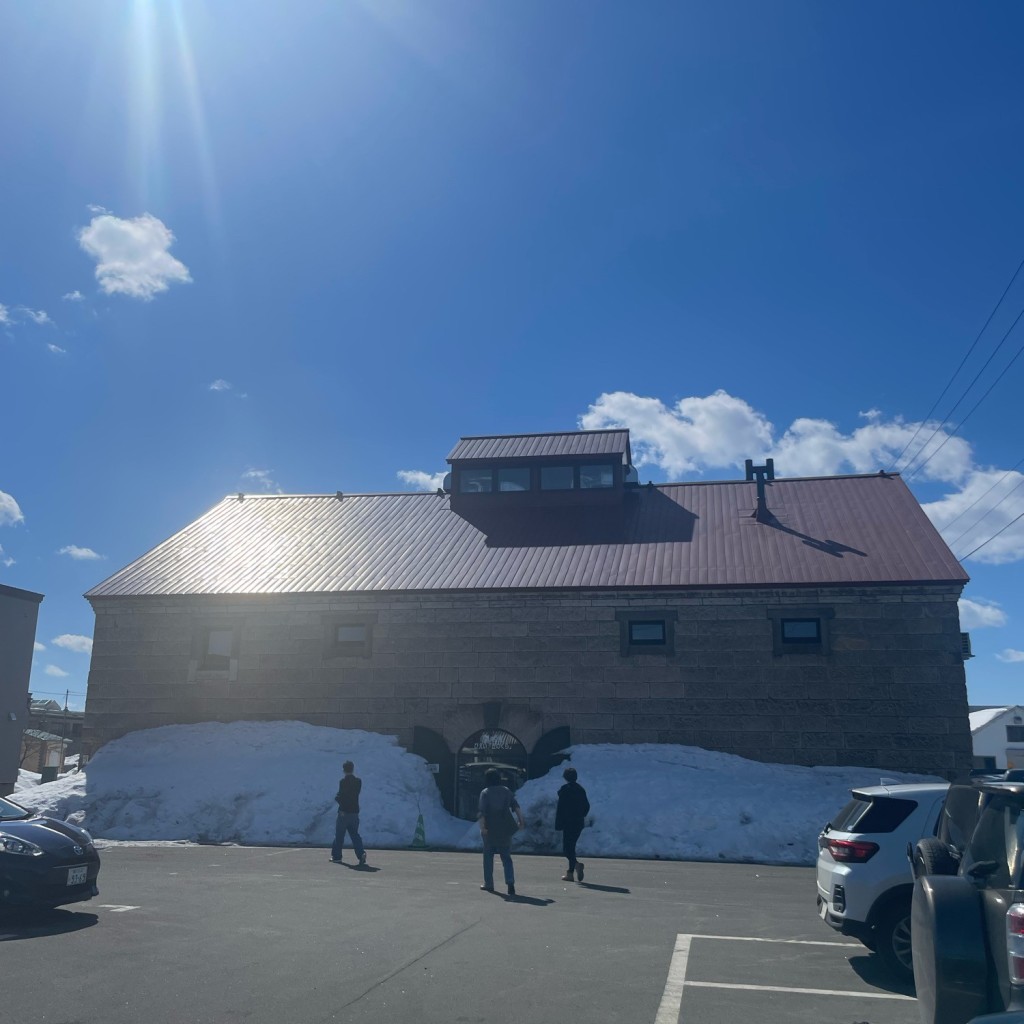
[18,721,472,848]
[14,768,41,791]
[13,721,941,865]
[512,744,939,865]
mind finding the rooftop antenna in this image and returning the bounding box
[745,458,775,523]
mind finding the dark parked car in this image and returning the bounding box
[912,781,1024,1024]
[0,795,100,909]
[912,778,994,880]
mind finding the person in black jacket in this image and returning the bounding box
[555,766,590,882]
[331,760,367,866]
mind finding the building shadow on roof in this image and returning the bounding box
[454,489,697,548]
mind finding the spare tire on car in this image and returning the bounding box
[914,836,959,879]
[912,875,988,1024]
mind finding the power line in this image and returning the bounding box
[905,316,1024,481]
[889,254,1024,472]
[947,474,1024,548]
[958,505,1024,561]
[937,456,1024,536]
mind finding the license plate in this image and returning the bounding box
[818,898,829,920]
[67,865,87,886]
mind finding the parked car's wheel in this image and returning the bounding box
[914,837,958,879]
[911,875,988,1024]
[875,899,914,981]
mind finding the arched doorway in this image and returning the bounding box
[456,728,528,820]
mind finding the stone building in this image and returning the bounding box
[0,582,43,796]
[83,429,973,815]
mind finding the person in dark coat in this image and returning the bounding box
[478,768,525,896]
[331,760,367,866]
[555,766,590,882]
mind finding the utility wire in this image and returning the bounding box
[958,506,1024,561]
[947,474,1024,548]
[889,254,1024,472]
[905,311,1024,481]
[940,454,1024,534]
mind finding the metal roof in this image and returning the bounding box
[86,474,967,598]
[447,430,631,463]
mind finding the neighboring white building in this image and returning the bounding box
[969,705,1024,770]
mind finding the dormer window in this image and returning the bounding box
[580,464,614,489]
[459,469,493,494]
[540,466,574,490]
[498,468,530,492]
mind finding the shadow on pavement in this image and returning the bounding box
[0,907,99,941]
[577,882,630,894]
[847,954,915,998]
[342,863,381,872]
[504,894,554,906]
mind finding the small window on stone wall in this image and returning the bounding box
[323,615,376,659]
[188,622,240,682]
[616,610,676,656]
[767,607,833,656]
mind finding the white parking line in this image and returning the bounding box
[98,904,140,913]
[655,933,913,1023]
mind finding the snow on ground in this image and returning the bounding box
[12,721,942,865]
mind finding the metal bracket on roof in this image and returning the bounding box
[336,491,344,501]
[745,458,775,523]
[237,493,245,502]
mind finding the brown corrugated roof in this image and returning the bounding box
[86,474,967,598]
[447,430,631,463]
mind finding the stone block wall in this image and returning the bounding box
[83,584,973,777]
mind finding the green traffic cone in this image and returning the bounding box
[409,813,428,850]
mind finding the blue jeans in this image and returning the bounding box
[332,812,365,861]
[482,841,514,888]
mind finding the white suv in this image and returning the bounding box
[817,781,949,980]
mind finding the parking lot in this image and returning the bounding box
[2,846,918,1024]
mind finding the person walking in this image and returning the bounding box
[331,760,367,866]
[478,768,524,896]
[555,766,590,882]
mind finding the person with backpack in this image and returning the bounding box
[555,766,590,882]
[478,768,525,896]
[331,760,367,866]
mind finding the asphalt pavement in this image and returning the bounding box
[1,845,918,1024]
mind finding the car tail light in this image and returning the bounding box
[1007,903,1024,985]
[826,839,879,863]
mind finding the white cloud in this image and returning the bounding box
[57,545,103,560]
[0,491,24,526]
[209,379,232,391]
[48,343,67,354]
[34,641,45,652]
[62,290,85,302]
[77,212,192,300]
[242,468,281,493]
[397,470,447,491]
[0,303,10,325]
[579,389,1024,563]
[87,204,109,214]
[0,543,13,568]
[51,634,93,654]
[44,665,69,677]
[921,469,1024,565]
[959,598,1008,629]
[19,307,52,325]
[996,649,1024,663]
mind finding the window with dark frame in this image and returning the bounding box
[497,467,531,492]
[324,617,375,659]
[616,610,676,656]
[459,468,493,493]
[628,620,666,645]
[540,465,575,490]
[780,618,822,644]
[1007,725,1024,743]
[579,463,615,489]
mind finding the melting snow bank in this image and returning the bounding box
[14,722,941,865]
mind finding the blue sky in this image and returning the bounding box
[2,1,1023,711]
